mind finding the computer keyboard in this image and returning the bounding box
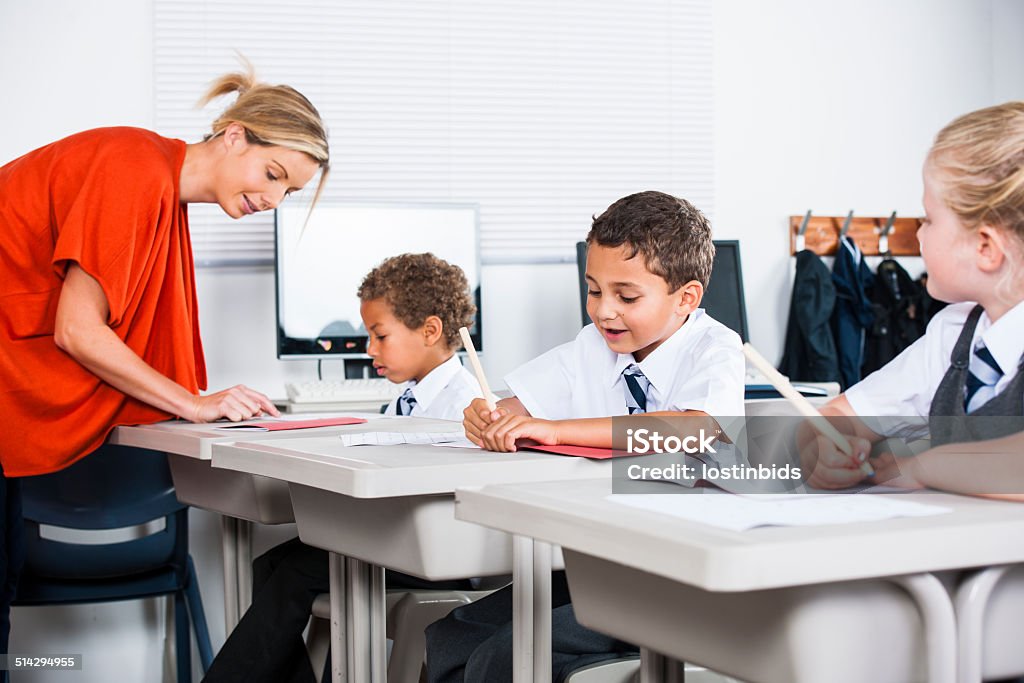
[285,378,404,405]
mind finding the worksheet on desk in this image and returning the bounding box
[609,490,951,532]
[339,431,475,447]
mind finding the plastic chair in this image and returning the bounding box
[12,444,212,683]
[310,587,497,683]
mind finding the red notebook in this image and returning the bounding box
[216,416,368,431]
[520,444,635,460]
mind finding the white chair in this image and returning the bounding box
[956,564,1024,681]
[309,587,496,683]
[565,657,746,683]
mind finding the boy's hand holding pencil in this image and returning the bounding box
[463,397,508,446]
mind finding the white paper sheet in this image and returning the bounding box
[609,490,950,531]
[339,431,467,447]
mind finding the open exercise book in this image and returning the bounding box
[608,443,950,530]
[610,489,950,532]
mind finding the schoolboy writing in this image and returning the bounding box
[463,190,745,453]
[801,102,1024,501]
[202,252,479,683]
[428,191,745,683]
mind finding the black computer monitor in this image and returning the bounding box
[576,239,749,342]
[275,202,482,360]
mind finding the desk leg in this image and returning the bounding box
[221,516,239,631]
[513,535,535,683]
[370,564,387,680]
[346,557,376,682]
[329,553,347,683]
[640,649,663,683]
[532,541,552,683]
[237,519,253,615]
[890,573,957,683]
[666,659,686,683]
[956,565,1011,683]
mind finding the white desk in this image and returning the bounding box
[210,426,609,683]
[108,413,386,631]
[456,479,1024,683]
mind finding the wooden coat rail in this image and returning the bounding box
[789,214,922,256]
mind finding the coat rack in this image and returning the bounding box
[790,211,922,256]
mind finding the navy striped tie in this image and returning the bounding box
[622,364,650,415]
[965,344,1003,413]
[397,387,418,416]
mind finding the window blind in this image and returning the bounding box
[154,0,713,265]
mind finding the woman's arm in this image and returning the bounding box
[55,264,277,422]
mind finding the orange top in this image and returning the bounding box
[0,127,207,476]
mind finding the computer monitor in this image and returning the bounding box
[576,239,749,342]
[276,202,482,360]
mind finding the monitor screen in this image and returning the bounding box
[576,239,749,342]
[276,202,482,359]
[702,240,749,342]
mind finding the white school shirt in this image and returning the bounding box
[845,300,1024,439]
[384,354,482,421]
[504,309,745,420]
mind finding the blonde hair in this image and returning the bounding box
[199,60,330,204]
[928,101,1024,243]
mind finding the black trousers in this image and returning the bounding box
[425,571,638,683]
[202,537,473,683]
[0,468,23,683]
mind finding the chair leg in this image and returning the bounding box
[184,557,214,672]
[175,590,192,683]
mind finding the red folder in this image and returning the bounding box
[216,416,368,431]
[520,444,633,460]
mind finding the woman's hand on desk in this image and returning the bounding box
[185,385,280,423]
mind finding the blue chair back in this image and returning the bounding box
[20,445,186,580]
[13,444,212,681]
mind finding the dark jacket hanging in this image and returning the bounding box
[862,257,926,377]
[779,249,841,383]
[830,236,874,390]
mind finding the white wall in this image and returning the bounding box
[1,1,1021,681]
[713,0,1001,362]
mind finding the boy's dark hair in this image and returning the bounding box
[586,191,715,291]
[357,253,476,350]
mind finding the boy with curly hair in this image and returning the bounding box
[358,252,482,420]
[203,253,479,683]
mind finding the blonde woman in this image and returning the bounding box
[0,66,329,663]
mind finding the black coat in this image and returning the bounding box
[779,250,841,383]
[862,258,926,376]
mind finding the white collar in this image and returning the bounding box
[977,299,1024,374]
[403,354,464,411]
[609,309,704,395]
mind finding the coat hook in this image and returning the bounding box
[878,210,896,256]
[839,210,854,238]
[795,210,811,252]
